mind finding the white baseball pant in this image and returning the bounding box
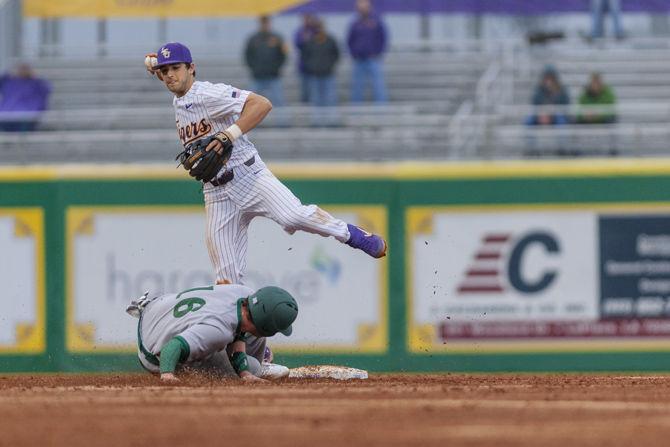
[204,159,349,284]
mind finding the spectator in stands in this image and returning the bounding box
[526,65,570,126]
[0,63,51,132]
[244,15,288,107]
[294,13,319,103]
[347,0,388,103]
[577,72,617,124]
[304,19,340,107]
[591,0,625,39]
[303,19,341,126]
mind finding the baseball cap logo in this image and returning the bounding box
[154,43,192,69]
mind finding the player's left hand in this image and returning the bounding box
[205,131,234,156]
[160,372,179,383]
[176,133,234,183]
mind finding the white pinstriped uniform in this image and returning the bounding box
[172,81,349,283]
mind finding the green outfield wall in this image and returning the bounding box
[3,159,670,372]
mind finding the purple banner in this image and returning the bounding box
[283,0,670,15]
[441,319,670,339]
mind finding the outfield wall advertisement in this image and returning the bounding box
[65,205,386,355]
[408,208,598,352]
[244,208,387,353]
[599,214,670,320]
[4,160,670,372]
[67,207,213,352]
[408,206,670,353]
[0,209,45,354]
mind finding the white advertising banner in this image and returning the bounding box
[67,206,212,351]
[244,209,386,351]
[0,209,44,353]
[67,206,387,353]
[407,206,599,352]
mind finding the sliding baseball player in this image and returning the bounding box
[127,283,298,382]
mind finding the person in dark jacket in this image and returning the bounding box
[526,65,570,126]
[294,13,319,103]
[304,19,340,108]
[523,65,571,157]
[0,63,51,132]
[244,15,287,106]
[346,0,388,103]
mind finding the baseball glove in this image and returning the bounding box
[176,132,234,183]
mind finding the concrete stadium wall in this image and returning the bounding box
[2,159,670,372]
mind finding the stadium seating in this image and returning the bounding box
[0,46,481,162]
[455,38,670,158]
[4,38,670,162]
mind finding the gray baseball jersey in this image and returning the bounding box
[171,80,350,284]
[139,284,253,366]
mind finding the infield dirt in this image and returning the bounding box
[1,373,670,446]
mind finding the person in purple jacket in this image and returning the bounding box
[0,63,51,132]
[346,0,388,103]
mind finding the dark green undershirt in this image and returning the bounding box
[159,336,190,374]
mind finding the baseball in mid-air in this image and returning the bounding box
[144,55,157,70]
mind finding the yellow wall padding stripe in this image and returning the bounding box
[4,159,670,182]
[24,0,308,18]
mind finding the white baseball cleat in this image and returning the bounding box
[259,362,289,380]
[125,290,151,318]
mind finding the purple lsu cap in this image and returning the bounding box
[154,42,192,68]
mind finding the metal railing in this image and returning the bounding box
[2,103,670,162]
[493,103,670,123]
[492,123,670,158]
[446,103,670,159]
[0,104,426,128]
[0,102,451,163]
[22,38,523,61]
[446,100,477,159]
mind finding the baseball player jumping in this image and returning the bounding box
[144,42,387,286]
[126,283,298,382]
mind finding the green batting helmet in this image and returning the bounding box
[247,286,299,337]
